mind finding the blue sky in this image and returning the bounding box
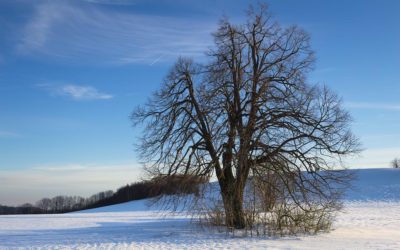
[1,0,399,205]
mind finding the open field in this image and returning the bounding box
[1,168,399,249]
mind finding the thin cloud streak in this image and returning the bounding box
[83,0,138,5]
[33,164,89,171]
[149,54,164,66]
[346,102,400,111]
[345,147,400,169]
[37,83,113,100]
[17,1,215,65]
[60,85,113,100]
[0,131,21,138]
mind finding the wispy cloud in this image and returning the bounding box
[346,102,400,111]
[83,0,138,5]
[0,131,21,138]
[17,1,215,65]
[313,66,336,74]
[37,83,113,100]
[345,147,400,169]
[33,164,89,171]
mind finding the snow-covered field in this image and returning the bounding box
[1,168,400,250]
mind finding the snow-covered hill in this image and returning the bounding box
[0,168,399,249]
[345,168,400,201]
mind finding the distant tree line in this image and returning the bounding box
[0,175,205,215]
[0,203,44,215]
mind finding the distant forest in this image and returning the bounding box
[0,175,205,215]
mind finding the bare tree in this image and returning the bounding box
[391,158,400,168]
[36,198,52,212]
[132,5,360,229]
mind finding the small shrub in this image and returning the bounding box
[197,174,341,237]
[200,202,335,236]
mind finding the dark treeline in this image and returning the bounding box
[0,203,44,215]
[0,175,206,215]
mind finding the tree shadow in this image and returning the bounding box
[0,217,217,247]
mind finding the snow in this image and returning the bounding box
[1,168,400,249]
[345,168,400,201]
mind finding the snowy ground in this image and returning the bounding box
[1,168,400,249]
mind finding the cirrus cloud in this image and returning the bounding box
[0,131,22,138]
[37,83,113,100]
[346,102,400,111]
[17,1,215,65]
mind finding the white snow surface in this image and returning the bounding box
[1,168,400,249]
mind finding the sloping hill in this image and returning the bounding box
[79,168,400,214]
[76,198,156,213]
[346,168,400,201]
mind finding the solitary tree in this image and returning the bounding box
[392,158,400,168]
[132,5,360,229]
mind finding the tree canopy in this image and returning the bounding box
[132,5,360,229]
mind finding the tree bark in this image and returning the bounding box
[219,178,246,229]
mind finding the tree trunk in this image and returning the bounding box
[220,180,246,229]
